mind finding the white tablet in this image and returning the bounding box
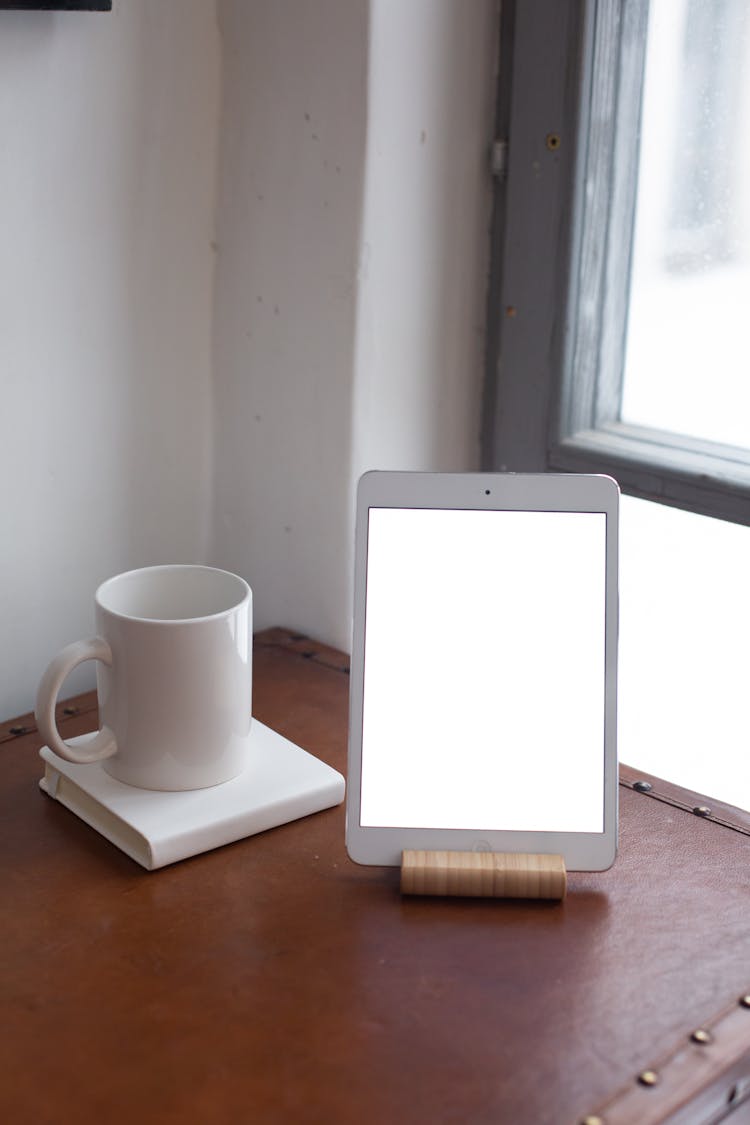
[346,471,619,871]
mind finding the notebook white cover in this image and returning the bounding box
[39,721,345,870]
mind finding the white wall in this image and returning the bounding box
[212,0,498,651]
[0,1,220,717]
[0,0,498,719]
[352,0,498,477]
[211,0,369,651]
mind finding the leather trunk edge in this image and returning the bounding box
[254,627,351,675]
[580,994,750,1124]
[620,763,750,838]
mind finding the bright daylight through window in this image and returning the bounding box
[623,0,750,448]
[617,0,750,810]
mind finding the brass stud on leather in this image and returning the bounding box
[580,1117,605,1125]
[638,1069,659,1087]
[690,1028,712,1044]
[740,995,750,1009]
[633,780,652,792]
[693,805,712,817]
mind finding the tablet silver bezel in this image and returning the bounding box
[346,471,619,871]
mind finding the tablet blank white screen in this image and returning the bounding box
[360,508,606,833]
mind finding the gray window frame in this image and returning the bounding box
[482,0,750,526]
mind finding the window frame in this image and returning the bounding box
[482,0,750,526]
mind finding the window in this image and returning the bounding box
[623,0,750,450]
[484,0,750,807]
[483,0,750,522]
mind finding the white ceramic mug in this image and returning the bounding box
[35,565,253,791]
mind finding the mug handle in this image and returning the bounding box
[35,637,117,764]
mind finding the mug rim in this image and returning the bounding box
[95,564,251,625]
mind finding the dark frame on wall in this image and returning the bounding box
[0,2,111,10]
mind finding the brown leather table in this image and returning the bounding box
[3,628,750,1124]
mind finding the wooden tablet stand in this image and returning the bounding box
[401,850,567,901]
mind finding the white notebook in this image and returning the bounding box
[39,721,345,870]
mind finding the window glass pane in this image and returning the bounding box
[622,0,750,449]
[619,493,750,808]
